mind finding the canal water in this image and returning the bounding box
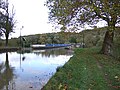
[0,48,73,90]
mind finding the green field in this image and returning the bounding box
[43,48,120,90]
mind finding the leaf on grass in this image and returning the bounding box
[114,76,118,79]
[63,84,68,90]
[58,83,62,89]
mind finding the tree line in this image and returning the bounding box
[0,27,119,48]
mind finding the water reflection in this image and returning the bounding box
[0,52,15,90]
[0,48,73,90]
[33,48,73,57]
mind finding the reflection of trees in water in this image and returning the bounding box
[17,49,31,54]
[34,48,73,57]
[16,48,73,58]
[0,52,15,90]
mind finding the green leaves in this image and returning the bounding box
[46,0,120,31]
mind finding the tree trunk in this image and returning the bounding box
[5,35,8,47]
[100,29,114,55]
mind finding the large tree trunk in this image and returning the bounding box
[100,29,114,55]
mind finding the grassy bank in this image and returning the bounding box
[43,48,120,90]
[0,47,19,53]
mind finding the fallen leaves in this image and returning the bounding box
[58,83,68,90]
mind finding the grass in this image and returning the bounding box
[42,48,120,90]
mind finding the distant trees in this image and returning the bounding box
[0,27,119,49]
[0,30,3,37]
[45,0,120,55]
[46,33,61,44]
[0,0,16,46]
[69,36,77,44]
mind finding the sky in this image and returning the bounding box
[9,0,54,38]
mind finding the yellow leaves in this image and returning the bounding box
[114,76,118,79]
[58,83,62,89]
[63,84,68,90]
[88,88,91,90]
[114,75,120,81]
[58,83,68,90]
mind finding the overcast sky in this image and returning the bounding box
[9,0,54,38]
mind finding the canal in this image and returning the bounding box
[0,48,73,90]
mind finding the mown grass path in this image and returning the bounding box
[43,48,120,90]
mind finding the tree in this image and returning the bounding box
[45,0,120,55]
[0,0,16,46]
[69,36,77,44]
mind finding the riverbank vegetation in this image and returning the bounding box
[43,48,120,90]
